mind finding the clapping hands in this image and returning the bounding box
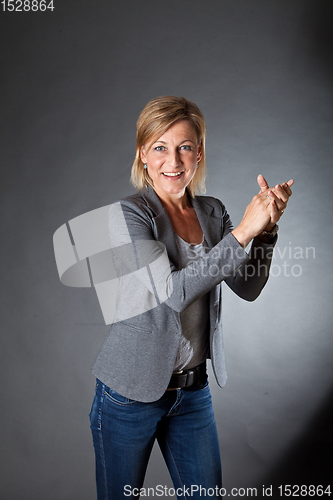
[231,174,294,248]
[257,175,294,231]
[257,174,294,232]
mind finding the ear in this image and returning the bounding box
[196,141,203,163]
[140,145,147,164]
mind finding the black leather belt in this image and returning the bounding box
[167,361,207,390]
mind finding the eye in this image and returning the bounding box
[180,145,193,151]
[154,146,166,151]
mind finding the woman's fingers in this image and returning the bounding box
[264,189,286,210]
[257,174,269,192]
[264,178,294,208]
[264,189,291,224]
[269,199,281,223]
[281,180,294,197]
[258,176,294,200]
[273,185,289,203]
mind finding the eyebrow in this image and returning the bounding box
[154,139,196,145]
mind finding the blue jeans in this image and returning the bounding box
[90,378,222,499]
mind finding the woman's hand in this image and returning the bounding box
[257,174,294,232]
[231,174,294,248]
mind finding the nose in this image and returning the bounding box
[168,148,181,167]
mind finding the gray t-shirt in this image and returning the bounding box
[173,233,210,371]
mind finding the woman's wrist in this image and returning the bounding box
[231,227,252,249]
[257,223,279,243]
[262,222,275,232]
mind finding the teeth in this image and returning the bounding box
[163,172,183,177]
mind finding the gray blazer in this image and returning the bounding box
[92,187,276,402]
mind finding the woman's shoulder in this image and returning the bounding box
[109,191,148,210]
[108,190,158,228]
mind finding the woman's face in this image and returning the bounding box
[140,120,202,203]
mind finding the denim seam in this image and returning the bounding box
[98,385,109,499]
[164,437,188,499]
[166,389,182,417]
[104,389,139,406]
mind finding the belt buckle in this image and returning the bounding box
[166,369,183,391]
[185,368,195,388]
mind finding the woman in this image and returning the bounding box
[90,96,293,499]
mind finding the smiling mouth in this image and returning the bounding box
[162,171,184,178]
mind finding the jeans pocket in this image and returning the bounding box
[199,380,209,391]
[104,387,139,406]
[90,380,104,431]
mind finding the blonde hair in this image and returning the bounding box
[131,96,207,196]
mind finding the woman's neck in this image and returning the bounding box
[154,187,191,213]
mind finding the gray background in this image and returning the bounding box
[1,1,332,498]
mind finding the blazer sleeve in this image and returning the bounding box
[224,236,276,301]
[108,197,273,313]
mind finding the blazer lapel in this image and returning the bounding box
[191,196,223,249]
[142,187,224,264]
[142,187,180,267]
[191,196,223,331]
